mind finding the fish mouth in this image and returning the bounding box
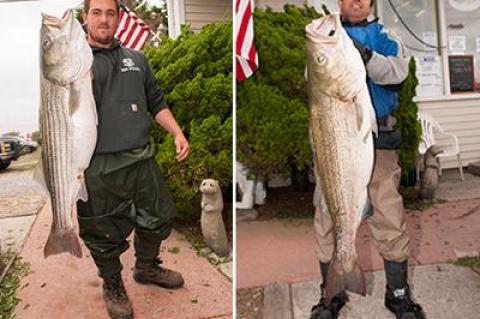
[41,9,91,86]
[305,14,339,43]
[41,9,73,28]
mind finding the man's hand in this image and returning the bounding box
[175,133,190,162]
[155,108,190,162]
[352,39,373,65]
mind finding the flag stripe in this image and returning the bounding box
[237,60,247,81]
[114,5,152,51]
[235,0,248,36]
[136,31,150,50]
[116,10,131,40]
[236,0,251,55]
[236,0,258,81]
[131,29,148,50]
[125,23,141,47]
[241,16,254,58]
[118,13,133,42]
[115,10,128,39]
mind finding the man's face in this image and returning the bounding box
[339,0,373,23]
[83,0,119,45]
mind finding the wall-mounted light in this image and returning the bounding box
[448,0,480,12]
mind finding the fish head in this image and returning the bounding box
[40,9,92,86]
[305,14,341,78]
[305,14,366,101]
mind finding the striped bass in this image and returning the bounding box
[305,14,377,301]
[39,9,97,258]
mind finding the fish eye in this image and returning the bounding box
[43,39,51,49]
[316,53,328,65]
[42,36,53,50]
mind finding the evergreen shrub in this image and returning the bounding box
[145,22,232,219]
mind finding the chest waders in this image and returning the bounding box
[77,41,175,279]
[77,143,176,278]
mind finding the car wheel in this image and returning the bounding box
[0,160,11,170]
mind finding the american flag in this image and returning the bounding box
[115,4,152,50]
[236,0,258,81]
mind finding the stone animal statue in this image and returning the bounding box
[200,179,229,256]
[420,145,443,200]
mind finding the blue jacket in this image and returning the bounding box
[343,20,400,118]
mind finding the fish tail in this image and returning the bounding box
[44,227,83,258]
[326,257,366,303]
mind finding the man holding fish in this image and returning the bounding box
[307,1,426,318]
[79,0,189,318]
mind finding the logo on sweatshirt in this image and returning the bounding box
[121,58,140,72]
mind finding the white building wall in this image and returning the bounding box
[184,0,232,32]
[418,98,480,169]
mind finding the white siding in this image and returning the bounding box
[418,99,480,169]
[184,0,232,32]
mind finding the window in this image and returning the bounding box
[444,0,480,93]
[378,0,443,97]
[377,0,480,99]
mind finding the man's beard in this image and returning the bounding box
[93,34,114,44]
[89,29,115,45]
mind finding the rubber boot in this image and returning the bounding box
[102,273,134,319]
[384,260,426,319]
[310,262,348,319]
[133,258,184,289]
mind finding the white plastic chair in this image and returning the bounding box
[236,162,266,209]
[417,112,464,181]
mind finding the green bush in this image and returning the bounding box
[394,58,422,179]
[145,22,232,220]
[237,5,322,179]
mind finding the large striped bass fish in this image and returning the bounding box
[39,9,97,258]
[305,14,377,301]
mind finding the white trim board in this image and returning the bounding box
[166,0,185,39]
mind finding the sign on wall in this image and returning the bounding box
[416,55,443,96]
[448,55,475,93]
[449,35,467,54]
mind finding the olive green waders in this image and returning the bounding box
[77,143,176,278]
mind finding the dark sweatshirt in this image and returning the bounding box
[91,38,167,154]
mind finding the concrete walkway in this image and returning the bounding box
[435,169,480,201]
[237,198,480,289]
[15,202,232,319]
[264,263,480,319]
[237,169,480,318]
[0,152,45,253]
[0,153,232,319]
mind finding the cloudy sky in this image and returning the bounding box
[0,0,163,135]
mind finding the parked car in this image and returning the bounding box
[0,136,39,170]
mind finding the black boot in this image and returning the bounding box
[102,273,134,319]
[310,262,348,319]
[133,258,184,289]
[384,260,426,319]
